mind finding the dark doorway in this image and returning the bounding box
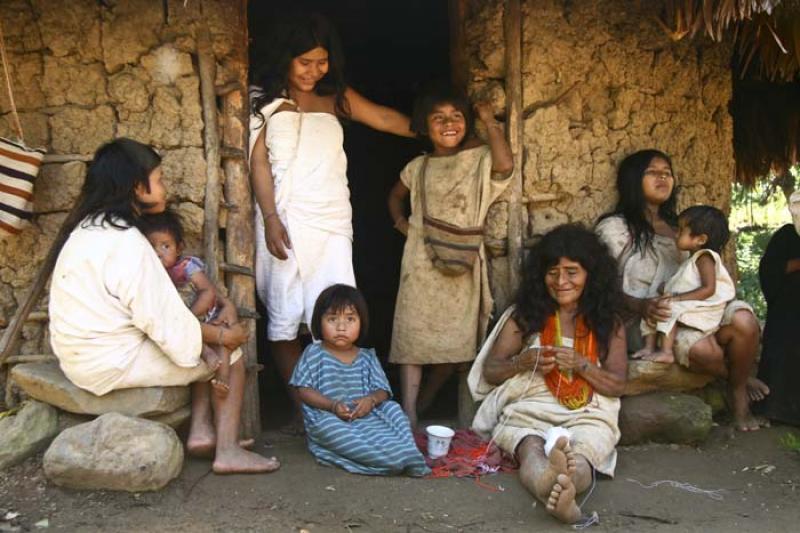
[248,1,452,428]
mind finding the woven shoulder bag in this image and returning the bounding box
[0,19,45,238]
[419,156,484,276]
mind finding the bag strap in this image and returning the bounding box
[419,155,431,219]
[0,19,23,143]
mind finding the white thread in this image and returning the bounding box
[626,478,725,501]
[573,511,599,530]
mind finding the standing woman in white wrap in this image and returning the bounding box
[249,13,414,426]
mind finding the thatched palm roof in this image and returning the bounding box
[656,0,800,81]
[654,1,800,186]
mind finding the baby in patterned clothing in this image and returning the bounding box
[141,211,230,394]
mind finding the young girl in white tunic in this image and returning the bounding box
[634,205,735,364]
[387,84,513,427]
[248,13,415,429]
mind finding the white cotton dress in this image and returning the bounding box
[249,98,356,341]
[640,249,736,337]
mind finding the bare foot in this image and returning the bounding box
[631,347,653,360]
[211,347,231,397]
[747,377,770,402]
[730,385,764,432]
[186,435,256,459]
[546,473,582,524]
[186,418,216,457]
[201,345,221,373]
[643,349,675,364]
[533,436,573,501]
[213,447,281,474]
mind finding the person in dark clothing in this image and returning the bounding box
[756,191,800,426]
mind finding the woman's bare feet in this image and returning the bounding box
[212,446,281,474]
[730,385,768,432]
[643,349,675,364]
[747,376,770,402]
[187,436,257,458]
[631,347,653,360]
[546,473,582,523]
[533,436,575,501]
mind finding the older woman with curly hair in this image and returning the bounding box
[468,224,627,524]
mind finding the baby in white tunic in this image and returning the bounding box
[634,205,735,364]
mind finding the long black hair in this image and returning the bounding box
[513,224,622,359]
[250,12,348,121]
[599,149,679,253]
[64,138,161,234]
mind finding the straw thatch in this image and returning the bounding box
[656,0,800,81]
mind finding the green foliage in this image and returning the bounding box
[780,432,800,453]
[730,170,797,321]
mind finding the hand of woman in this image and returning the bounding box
[210,295,238,327]
[551,347,590,372]
[348,396,375,421]
[642,295,672,323]
[265,215,291,260]
[220,322,249,351]
[515,346,556,375]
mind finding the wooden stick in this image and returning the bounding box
[221,0,261,437]
[2,354,57,366]
[196,23,222,286]
[42,154,94,163]
[220,262,254,276]
[504,0,525,296]
[0,202,81,365]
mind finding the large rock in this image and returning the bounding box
[624,360,715,396]
[619,392,712,445]
[57,404,192,432]
[10,363,189,417]
[43,413,183,492]
[0,400,59,469]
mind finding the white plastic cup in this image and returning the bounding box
[426,425,455,459]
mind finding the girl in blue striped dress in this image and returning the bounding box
[289,284,430,476]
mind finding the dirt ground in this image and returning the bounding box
[1,423,798,532]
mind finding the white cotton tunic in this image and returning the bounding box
[49,220,203,396]
[249,97,355,341]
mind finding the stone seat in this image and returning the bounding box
[10,363,190,417]
[624,360,714,396]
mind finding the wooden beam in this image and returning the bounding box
[197,23,222,285]
[220,0,261,438]
[42,154,93,163]
[448,0,469,92]
[504,0,525,295]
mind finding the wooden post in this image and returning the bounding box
[196,23,222,285]
[448,0,469,92]
[504,0,524,294]
[220,0,261,438]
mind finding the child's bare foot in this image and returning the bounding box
[201,345,221,373]
[747,377,770,402]
[643,349,675,364]
[210,347,231,396]
[212,446,281,474]
[186,419,216,457]
[533,436,573,501]
[631,347,653,360]
[546,473,582,524]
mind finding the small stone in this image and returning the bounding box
[43,413,183,492]
[10,363,189,417]
[619,391,712,445]
[34,519,49,529]
[0,401,59,470]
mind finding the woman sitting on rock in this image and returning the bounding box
[595,149,768,431]
[468,224,627,524]
[48,138,279,474]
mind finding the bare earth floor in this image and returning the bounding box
[1,424,798,532]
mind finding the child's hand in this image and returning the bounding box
[348,396,376,421]
[474,101,497,124]
[332,400,352,421]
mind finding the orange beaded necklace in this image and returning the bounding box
[541,312,598,410]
